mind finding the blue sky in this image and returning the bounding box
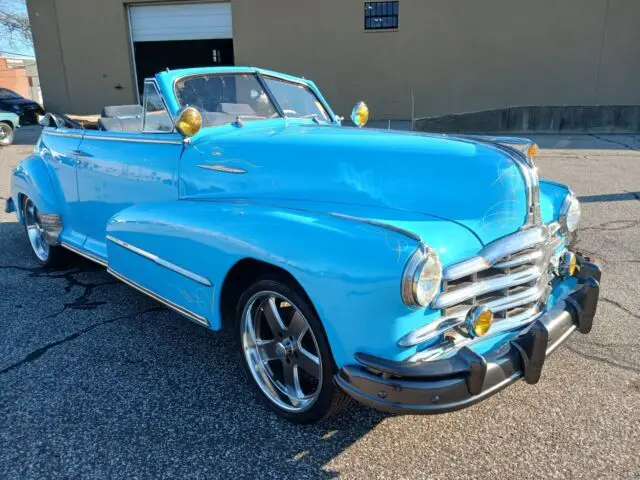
[0,0,35,57]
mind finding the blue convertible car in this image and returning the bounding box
[6,67,600,423]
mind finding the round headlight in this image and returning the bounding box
[401,245,442,308]
[560,194,581,233]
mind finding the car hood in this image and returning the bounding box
[180,121,530,245]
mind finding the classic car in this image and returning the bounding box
[6,67,600,424]
[0,110,20,146]
[0,88,45,125]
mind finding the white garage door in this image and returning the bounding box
[129,2,233,42]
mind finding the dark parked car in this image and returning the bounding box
[0,88,44,125]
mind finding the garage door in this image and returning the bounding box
[129,2,233,42]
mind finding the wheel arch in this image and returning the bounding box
[11,154,60,223]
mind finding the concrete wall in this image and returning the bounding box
[27,0,640,118]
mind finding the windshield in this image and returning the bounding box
[175,74,279,128]
[263,77,330,121]
[0,88,21,99]
[174,73,331,127]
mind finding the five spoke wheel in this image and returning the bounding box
[241,291,322,412]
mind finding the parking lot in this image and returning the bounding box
[1,126,639,479]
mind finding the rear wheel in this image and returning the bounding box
[0,122,15,146]
[22,196,66,266]
[236,276,349,423]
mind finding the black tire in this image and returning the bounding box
[22,196,67,267]
[235,275,350,424]
[0,122,15,146]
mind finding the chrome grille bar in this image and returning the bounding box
[443,226,548,281]
[433,265,542,310]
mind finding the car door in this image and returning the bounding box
[39,122,86,247]
[75,80,183,259]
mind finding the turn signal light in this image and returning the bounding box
[466,306,494,338]
[527,143,540,158]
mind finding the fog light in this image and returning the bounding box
[559,251,578,277]
[466,306,493,338]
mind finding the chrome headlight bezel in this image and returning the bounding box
[401,244,443,309]
[560,192,581,233]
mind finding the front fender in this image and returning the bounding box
[11,154,59,222]
[105,200,478,367]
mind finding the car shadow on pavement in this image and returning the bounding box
[0,221,389,478]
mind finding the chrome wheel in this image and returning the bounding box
[23,198,50,262]
[241,291,323,412]
[0,123,14,146]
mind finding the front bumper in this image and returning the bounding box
[335,260,601,414]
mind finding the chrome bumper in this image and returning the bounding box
[335,260,601,414]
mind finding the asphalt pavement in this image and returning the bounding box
[1,126,639,479]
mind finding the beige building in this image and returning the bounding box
[26,0,640,123]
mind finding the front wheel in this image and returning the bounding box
[236,276,349,423]
[0,122,15,146]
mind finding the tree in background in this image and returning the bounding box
[0,0,33,56]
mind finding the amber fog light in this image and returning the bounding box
[559,251,578,277]
[466,306,493,338]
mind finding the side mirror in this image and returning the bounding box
[37,114,47,126]
[351,101,369,128]
[174,106,202,137]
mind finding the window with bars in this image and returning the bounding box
[364,1,399,30]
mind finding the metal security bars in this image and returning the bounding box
[364,1,399,30]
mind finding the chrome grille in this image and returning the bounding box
[399,223,565,358]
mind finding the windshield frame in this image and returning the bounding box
[171,71,336,127]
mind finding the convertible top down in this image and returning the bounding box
[6,67,600,423]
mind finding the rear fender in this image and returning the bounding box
[11,154,59,223]
[106,200,433,367]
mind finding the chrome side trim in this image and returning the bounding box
[61,242,108,267]
[443,226,548,281]
[329,212,422,243]
[82,134,183,145]
[198,164,247,174]
[434,265,542,310]
[108,268,209,327]
[43,131,83,139]
[106,235,212,287]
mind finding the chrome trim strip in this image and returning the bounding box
[108,268,209,326]
[43,131,83,139]
[443,226,548,281]
[82,135,183,145]
[198,164,247,174]
[434,265,542,310]
[106,235,212,287]
[61,242,108,267]
[329,212,422,243]
[493,249,544,269]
